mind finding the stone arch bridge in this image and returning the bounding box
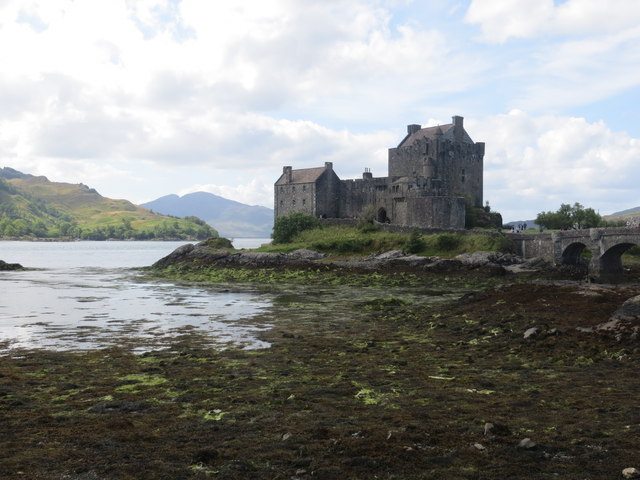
[510,228,640,281]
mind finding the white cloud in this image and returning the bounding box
[1,0,639,223]
[465,0,640,43]
[469,111,640,221]
[511,26,640,113]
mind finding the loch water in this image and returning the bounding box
[0,240,461,354]
[0,240,273,353]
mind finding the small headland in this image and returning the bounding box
[0,259,23,270]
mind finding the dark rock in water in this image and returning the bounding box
[0,260,23,271]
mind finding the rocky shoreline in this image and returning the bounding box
[150,241,640,344]
[152,240,552,277]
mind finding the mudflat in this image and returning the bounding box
[1,269,640,479]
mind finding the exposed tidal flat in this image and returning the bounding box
[1,242,640,478]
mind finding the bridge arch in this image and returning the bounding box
[561,242,588,265]
[594,242,638,279]
[513,228,640,281]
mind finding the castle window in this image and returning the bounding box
[302,199,306,206]
[302,185,306,192]
[461,168,466,183]
[292,199,296,206]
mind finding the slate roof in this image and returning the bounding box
[398,123,474,148]
[275,166,327,185]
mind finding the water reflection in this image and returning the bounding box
[1,242,463,354]
[0,267,273,353]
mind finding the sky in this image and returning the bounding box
[1,0,639,222]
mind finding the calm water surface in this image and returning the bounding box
[0,239,460,354]
[0,240,273,353]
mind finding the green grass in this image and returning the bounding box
[623,245,640,265]
[257,226,514,257]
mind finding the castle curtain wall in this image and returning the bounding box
[339,177,390,218]
[405,197,465,229]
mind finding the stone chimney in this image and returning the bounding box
[283,166,292,183]
[407,124,421,135]
[363,167,373,180]
[325,162,333,170]
[452,116,463,140]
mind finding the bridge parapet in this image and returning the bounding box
[510,228,640,281]
[510,232,553,260]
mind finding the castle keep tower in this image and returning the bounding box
[274,116,485,229]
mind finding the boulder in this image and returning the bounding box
[517,438,537,449]
[288,249,326,260]
[595,295,640,341]
[374,250,405,260]
[456,251,521,267]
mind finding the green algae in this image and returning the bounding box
[1,280,640,479]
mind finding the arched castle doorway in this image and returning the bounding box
[377,208,389,223]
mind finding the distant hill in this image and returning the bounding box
[604,206,640,224]
[610,206,640,216]
[0,168,216,240]
[140,192,273,238]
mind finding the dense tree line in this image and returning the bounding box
[0,216,217,240]
[535,203,614,230]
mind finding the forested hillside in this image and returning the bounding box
[0,168,216,240]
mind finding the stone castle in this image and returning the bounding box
[274,115,485,229]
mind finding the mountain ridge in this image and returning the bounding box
[141,192,273,238]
